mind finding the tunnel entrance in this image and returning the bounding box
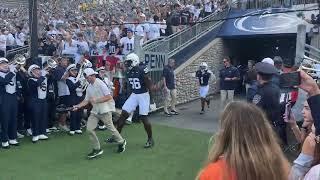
[222,34,297,95]
[223,34,297,66]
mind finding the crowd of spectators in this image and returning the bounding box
[0,0,228,62]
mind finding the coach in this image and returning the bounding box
[162,59,178,116]
[219,57,240,106]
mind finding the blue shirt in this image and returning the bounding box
[219,66,240,90]
[162,65,175,90]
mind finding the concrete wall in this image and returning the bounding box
[174,38,226,104]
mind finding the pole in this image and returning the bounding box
[29,0,38,62]
[295,24,306,66]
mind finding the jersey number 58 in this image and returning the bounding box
[128,78,141,89]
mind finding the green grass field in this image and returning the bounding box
[0,124,211,180]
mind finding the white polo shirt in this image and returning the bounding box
[85,78,115,114]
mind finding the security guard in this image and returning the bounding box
[252,62,282,138]
[0,58,19,148]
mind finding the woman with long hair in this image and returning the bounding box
[197,101,290,180]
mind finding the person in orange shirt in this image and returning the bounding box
[196,101,290,180]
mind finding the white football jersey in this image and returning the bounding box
[120,36,135,55]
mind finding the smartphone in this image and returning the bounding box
[279,72,301,88]
[284,102,291,122]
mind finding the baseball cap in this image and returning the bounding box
[262,58,274,66]
[83,68,98,76]
[255,62,278,75]
[127,28,134,33]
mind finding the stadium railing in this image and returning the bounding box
[5,45,29,60]
[142,10,229,58]
[232,0,318,9]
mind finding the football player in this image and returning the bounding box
[196,62,213,114]
[108,53,154,148]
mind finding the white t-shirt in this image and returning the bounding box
[109,27,120,39]
[120,36,135,55]
[148,23,161,40]
[15,32,26,47]
[96,41,108,55]
[205,2,213,13]
[134,24,145,37]
[0,34,6,51]
[62,40,78,56]
[6,33,15,46]
[77,40,90,53]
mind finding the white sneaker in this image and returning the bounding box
[98,125,107,130]
[59,125,70,131]
[27,129,32,136]
[39,134,48,140]
[32,136,39,143]
[2,141,9,148]
[46,129,51,133]
[69,131,75,135]
[9,139,19,146]
[17,132,24,139]
[49,126,58,131]
[75,130,83,134]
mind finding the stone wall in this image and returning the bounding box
[174,38,226,104]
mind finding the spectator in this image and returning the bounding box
[290,71,320,179]
[0,29,6,57]
[148,15,161,41]
[15,26,26,47]
[204,0,213,17]
[219,57,240,106]
[162,58,178,116]
[170,3,182,34]
[120,28,134,55]
[286,100,314,143]
[197,101,290,180]
[243,60,256,95]
[5,29,15,51]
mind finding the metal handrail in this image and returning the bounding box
[142,9,229,57]
[5,45,29,59]
[232,0,318,9]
